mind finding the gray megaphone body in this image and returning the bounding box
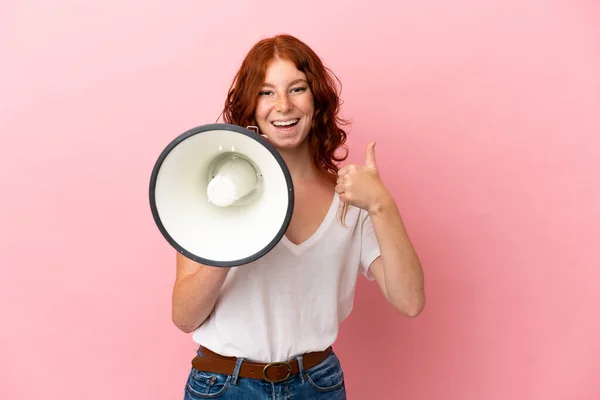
[149,124,294,267]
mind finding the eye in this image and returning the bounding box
[259,90,273,96]
[290,87,307,93]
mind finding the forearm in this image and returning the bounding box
[172,266,230,333]
[369,193,425,316]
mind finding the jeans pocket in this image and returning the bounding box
[304,352,345,393]
[185,368,231,399]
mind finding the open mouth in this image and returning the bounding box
[271,118,299,128]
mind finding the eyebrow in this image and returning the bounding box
[261,78,308,88]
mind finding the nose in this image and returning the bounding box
[275,94,293,113]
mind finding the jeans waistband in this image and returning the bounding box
[191,346,332,383]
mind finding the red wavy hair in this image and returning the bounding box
[222,34,350,186]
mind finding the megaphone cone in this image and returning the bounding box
[149,124,294,267]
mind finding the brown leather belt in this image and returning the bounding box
[191,346,331,383]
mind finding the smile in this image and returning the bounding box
[272,119,299,127]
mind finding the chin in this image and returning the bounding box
[273,133,309,150]
[262,126,310,151]
[270,139,304,153]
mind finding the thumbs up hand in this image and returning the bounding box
[335,141,391,213]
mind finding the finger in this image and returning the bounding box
[365,141,377,168]
[338,164,357,176]
[339,192,351,204]
[335,184,345,194]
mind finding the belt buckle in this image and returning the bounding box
[262,361,292,383]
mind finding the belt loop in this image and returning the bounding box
[296,355,305,384]
[231,357,244,385]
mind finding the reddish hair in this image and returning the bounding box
[222,34,349,185]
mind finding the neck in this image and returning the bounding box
[278,142,319,182]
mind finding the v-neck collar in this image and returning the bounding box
[281,192,340,256]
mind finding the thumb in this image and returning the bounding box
[365,141,377,168]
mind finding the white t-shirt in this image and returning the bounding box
[192,192,381,363]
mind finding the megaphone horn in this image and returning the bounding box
[149,123,294,267]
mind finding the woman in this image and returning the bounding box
[172,34,425,399]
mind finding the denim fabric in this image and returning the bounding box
[183,347,346,400]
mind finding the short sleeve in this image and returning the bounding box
[359,211,381,281]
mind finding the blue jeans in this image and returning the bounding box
[183,347,347,399]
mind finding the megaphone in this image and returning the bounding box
[149,123,294,267]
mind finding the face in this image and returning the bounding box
[254,59,315,151]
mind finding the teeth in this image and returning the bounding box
[272,119,298,127]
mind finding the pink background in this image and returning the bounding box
[1,1,599,399]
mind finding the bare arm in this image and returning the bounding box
[171,252,231,333]
[336,141,425,317]
[368,195,425,317]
